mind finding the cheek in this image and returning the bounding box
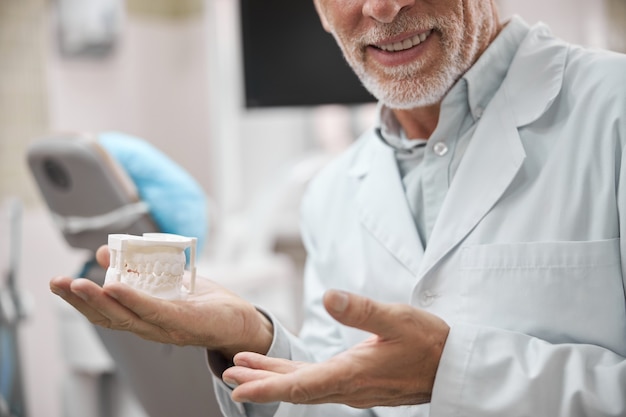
[446,0,494,67]
[319,0,364,35]
[461,2,496,48]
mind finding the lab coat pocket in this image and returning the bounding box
[459,238,626,354]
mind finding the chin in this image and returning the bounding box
[380,94,445,110]
[365,81,449,109]
[361,63,464,109]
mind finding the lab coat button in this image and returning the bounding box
[433,142,448,156]
[420,290,436,306]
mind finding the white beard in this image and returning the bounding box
[354,52,464,109]
[331,14,470,109]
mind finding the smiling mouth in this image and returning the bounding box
[376,30,433,52]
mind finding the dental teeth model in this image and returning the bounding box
[104,233,197,300]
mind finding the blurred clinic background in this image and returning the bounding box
[0,0,625,416]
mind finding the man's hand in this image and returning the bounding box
[49,245,273,360]
[222,290,450,408]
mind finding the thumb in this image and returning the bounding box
[95,245,111,269]
[323,290,398,338]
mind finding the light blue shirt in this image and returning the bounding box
[376,18,529,246]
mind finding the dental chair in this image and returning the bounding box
[27,132,220,417]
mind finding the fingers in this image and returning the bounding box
[223,367,278,389]
[231,359,344,404]
[70,279,159,335]
[50,276,109,323]
[224,353,303,387]
[69,279,131,325]
[102,281,167,319]
[95,245,110,268]
[102,281,194,332]
[50,276,167,341]
[226,353,331,403]
[233,352,302,374]
[323,290,400,339]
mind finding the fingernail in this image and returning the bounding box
[74,290,89,301]
[233,393,250,403]
[329,291,349,313]
[50,287,67,298]
[223,376,238,388]
[233,359,248,368]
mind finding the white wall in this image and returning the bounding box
[206,0,323,215]
[498,0,610,48]
[46,6,214,199]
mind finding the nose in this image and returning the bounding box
[362,0,415,24]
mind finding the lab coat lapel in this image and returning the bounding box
[416,92,525,279]
[416,22,567,280]
[351,132,424,277]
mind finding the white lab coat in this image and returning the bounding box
[214,20,626,417]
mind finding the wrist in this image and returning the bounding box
[250,308,274,354]
[221,308,274,361]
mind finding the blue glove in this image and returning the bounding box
[98,131,208,252]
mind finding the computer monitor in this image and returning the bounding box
[239,0,376,108]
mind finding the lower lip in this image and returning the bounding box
[367,33,433,67]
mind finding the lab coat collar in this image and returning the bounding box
[347,20,567,281]
[464,15,530,123]
[505,20,567,127]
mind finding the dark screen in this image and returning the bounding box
[239,0,376,108]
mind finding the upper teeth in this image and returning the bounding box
[379,30,432,52]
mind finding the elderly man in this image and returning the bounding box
[51,0,626,416]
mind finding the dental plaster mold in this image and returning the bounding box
[104,233,197,299]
